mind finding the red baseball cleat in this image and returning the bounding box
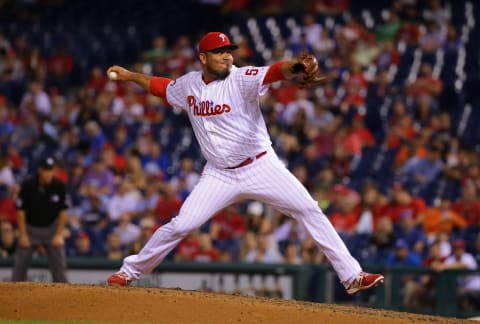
[346,272,384,295]
[107,271,132,287]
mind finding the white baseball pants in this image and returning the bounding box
[121,148,362,286]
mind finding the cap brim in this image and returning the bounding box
[203,44,238,53]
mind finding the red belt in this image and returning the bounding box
[227,151,267,169]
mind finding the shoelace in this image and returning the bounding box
[117,272,130,282]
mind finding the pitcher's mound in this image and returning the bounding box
[0,282,469,323]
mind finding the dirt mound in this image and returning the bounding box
[0,282,471,323]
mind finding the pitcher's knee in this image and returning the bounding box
[293,201,325,219]
[168,217,198,239]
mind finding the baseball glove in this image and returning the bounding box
[289,52,327,89]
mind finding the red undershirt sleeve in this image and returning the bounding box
[262,61,287,85]
[149,77,173,106]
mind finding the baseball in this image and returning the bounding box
[108,71,118,80]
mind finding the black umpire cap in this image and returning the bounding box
[39,156,56,170]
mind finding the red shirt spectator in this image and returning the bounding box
[0,189,16,226]
[451,185,480,227]
[270,82,299,106]
[406,63,443,99]
[396,21,421,47]
[344,63,368,92]
[175,232,200,261]
[329,211,358,233]
[210,206,246,240]
[47,47,74,77]
[385,184,427,223]
[87,66,108,95]
[306,0,349,14]
[190,233,220,262]
[154,184,182,224]
[350,115,376,146]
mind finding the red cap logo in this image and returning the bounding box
[198,32,238,53]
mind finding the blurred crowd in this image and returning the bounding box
[0,0,479,310]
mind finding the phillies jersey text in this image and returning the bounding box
[166,66,272,168]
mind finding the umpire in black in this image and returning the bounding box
[12,156,69,282]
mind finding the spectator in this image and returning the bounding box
[80,157,115,196]
[375,12,402,42]
[306,0,349,15]
[0,220,16,257]
[419,21,445,54]
[397,145,444,195]
[405,241,447,310]
[154,183,182,225]
[232,35,254,66]
[137,216,157,248]
[386,239,422,309]
[81,120,107,154]
[422,196,467,241]
[46,46,74,91]
[300,235,326,264]
[174,230,200,262]
[190,233,220,262]
[125,153,146,190]
[443,23,461,54]
[0,184,16,226]
[87,66,108,96]
[328,191,359,238]
[68,231,94,257]
[101,143,127,176]
[78,193,109,253]
[107,180,141,222]
[142,35,171,67]
[282,89,315,126]
[371,216,396,264]
[352,36,380,68]
[112,125,133,155]
[20,80,51,116]
[451,184,480,228]
[284,241,302,265]
[423,0,450,28]
[105,232,124,260]
[113,212,141,247]
[396,20,421,48]
[355,183,387,235]
[375,40,400,69]
[315,29,335,59]
[442,240,480,311]
[173,156,200,193]
[0,48,25,82]
[405,63,443,108]
[245,234,283,263]
[301,14,323,52]
[245,201,271,235]
[141,141,170,179]
[273,212,307,251]
[394,211,426,256]
[210,205,246,259]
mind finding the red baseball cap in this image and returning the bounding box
[198,32,238,53]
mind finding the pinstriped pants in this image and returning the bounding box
[121,148,361,286]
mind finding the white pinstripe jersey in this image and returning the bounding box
[166,65,272,169]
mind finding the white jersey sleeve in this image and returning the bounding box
[165,74,191,111]
[234,66,270,101]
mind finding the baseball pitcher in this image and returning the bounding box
[106,32,383,294]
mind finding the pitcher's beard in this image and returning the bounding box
[208,66,231,80]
